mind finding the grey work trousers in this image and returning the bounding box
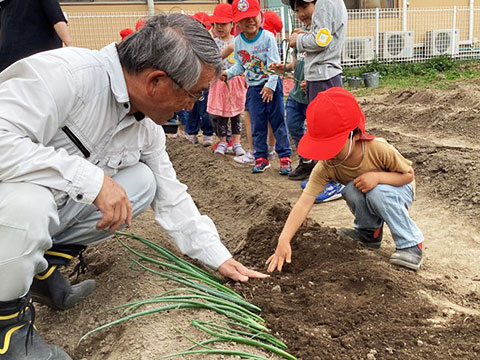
[0,163,156,301]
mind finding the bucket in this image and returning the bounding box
[362,71,380,88]
[347,76,363,88]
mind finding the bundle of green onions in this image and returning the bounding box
[79,232,296,360]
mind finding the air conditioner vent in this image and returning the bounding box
[379,31,414,60]
[425,29,459,56]
[342,37,375,64]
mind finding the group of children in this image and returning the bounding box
[122,0,425,272]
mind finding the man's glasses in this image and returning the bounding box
[168,74,204,102]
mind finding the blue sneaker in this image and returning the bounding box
[315,181,344,203]
[252,157,271,173]
[301,181,344,203]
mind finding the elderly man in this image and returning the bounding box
[0,14,267,359]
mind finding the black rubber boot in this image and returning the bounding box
[30,245,96,310]
[0,294,72,359]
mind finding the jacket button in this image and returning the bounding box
[76,194,84,201]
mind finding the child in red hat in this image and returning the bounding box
[266,87,424,272]
[224,0,292,175]
[262,11,283,37]
[207,3,247,156]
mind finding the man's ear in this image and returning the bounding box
[145,70,169,97]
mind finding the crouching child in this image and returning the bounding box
[266,87,424,272]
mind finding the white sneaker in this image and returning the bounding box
[203,135,213,147]
[214,141,227,155]
[234,150,255,165]
[186,134,198,144]
[233,142,246,156]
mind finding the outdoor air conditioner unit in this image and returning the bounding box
[379,31,414,60]
[425,29,459,56]
[342,37,375,64]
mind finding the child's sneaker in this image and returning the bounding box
[226,138,235,154]
[338,226,383,249]
[288,159,316,181]
[252,157,270,173]
[314,181,344,203]
[203,135,213,147]
[186,134,198,144]
[389,243,423,271]
[279,157,292,176]
[234,150,255,165]
[232,142,245,156]
[214,141,227,155]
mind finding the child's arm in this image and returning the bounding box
[225,39,245,80]
[294,4,338,53]
[264,34,280,91]
[354,167,414,193]
[266,192,317,272]
[269,56,297,74]
[221,43,234,59]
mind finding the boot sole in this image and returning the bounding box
[389,258,423,271]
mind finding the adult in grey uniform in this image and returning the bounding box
[0,14,266,359]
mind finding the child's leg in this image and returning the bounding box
[342,181,384,231]
[248,86,269,159]
[242,110,253,151]
[343,181,423,249]
[285,96,307,151]
[185,103,200,136]
[365,183,423,249]
[231,115,245,156]
[266,80,291,159]
[198,94,214,137]
[267,123,275,150]
[216,116,229,143]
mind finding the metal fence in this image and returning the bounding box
[66,5,480,67]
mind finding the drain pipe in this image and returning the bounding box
[147,0,155,16]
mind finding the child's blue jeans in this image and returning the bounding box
[285,96,308,159]
[246,79,291,159]
[342,181,424,249]
[185,91,214,136]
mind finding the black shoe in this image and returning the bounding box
[31,245,96,310]
[0,294,72,359]
[288,159,317,181]
[338,226,383,249]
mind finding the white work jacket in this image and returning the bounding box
[0,43,232,269]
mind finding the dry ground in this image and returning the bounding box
[36,81,480,360]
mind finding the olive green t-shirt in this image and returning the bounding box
[304,138,415,196]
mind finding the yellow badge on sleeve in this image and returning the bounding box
[315,28,332,47]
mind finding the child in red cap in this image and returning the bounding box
[266,87,424,272]
[208,3,247,156]
[262,11,283,37]
[224,0,292,175]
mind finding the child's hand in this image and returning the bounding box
[354,172,380,193]
[260,87,273,102]
[289,33,298,48]
[292,28,307,35]
[269,62,286,73]
[220,71,228,82]
[266,242,292,273]
[300,80,307,93]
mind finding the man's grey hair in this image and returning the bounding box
[117,13,222,90]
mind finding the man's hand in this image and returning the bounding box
[354,172,380,193]
[300,80,307,93]
[93,173,132,232]
[260,86,273,102]
[218,258,269,282]
[266,241,292,273]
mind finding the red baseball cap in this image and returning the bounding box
[192,12,212,30]
[232,0,261,23]
[298,87,375,161]
[135,19,146,31]
[263,11,283,37]
[210,3,233,24]
[119,28,134,40]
